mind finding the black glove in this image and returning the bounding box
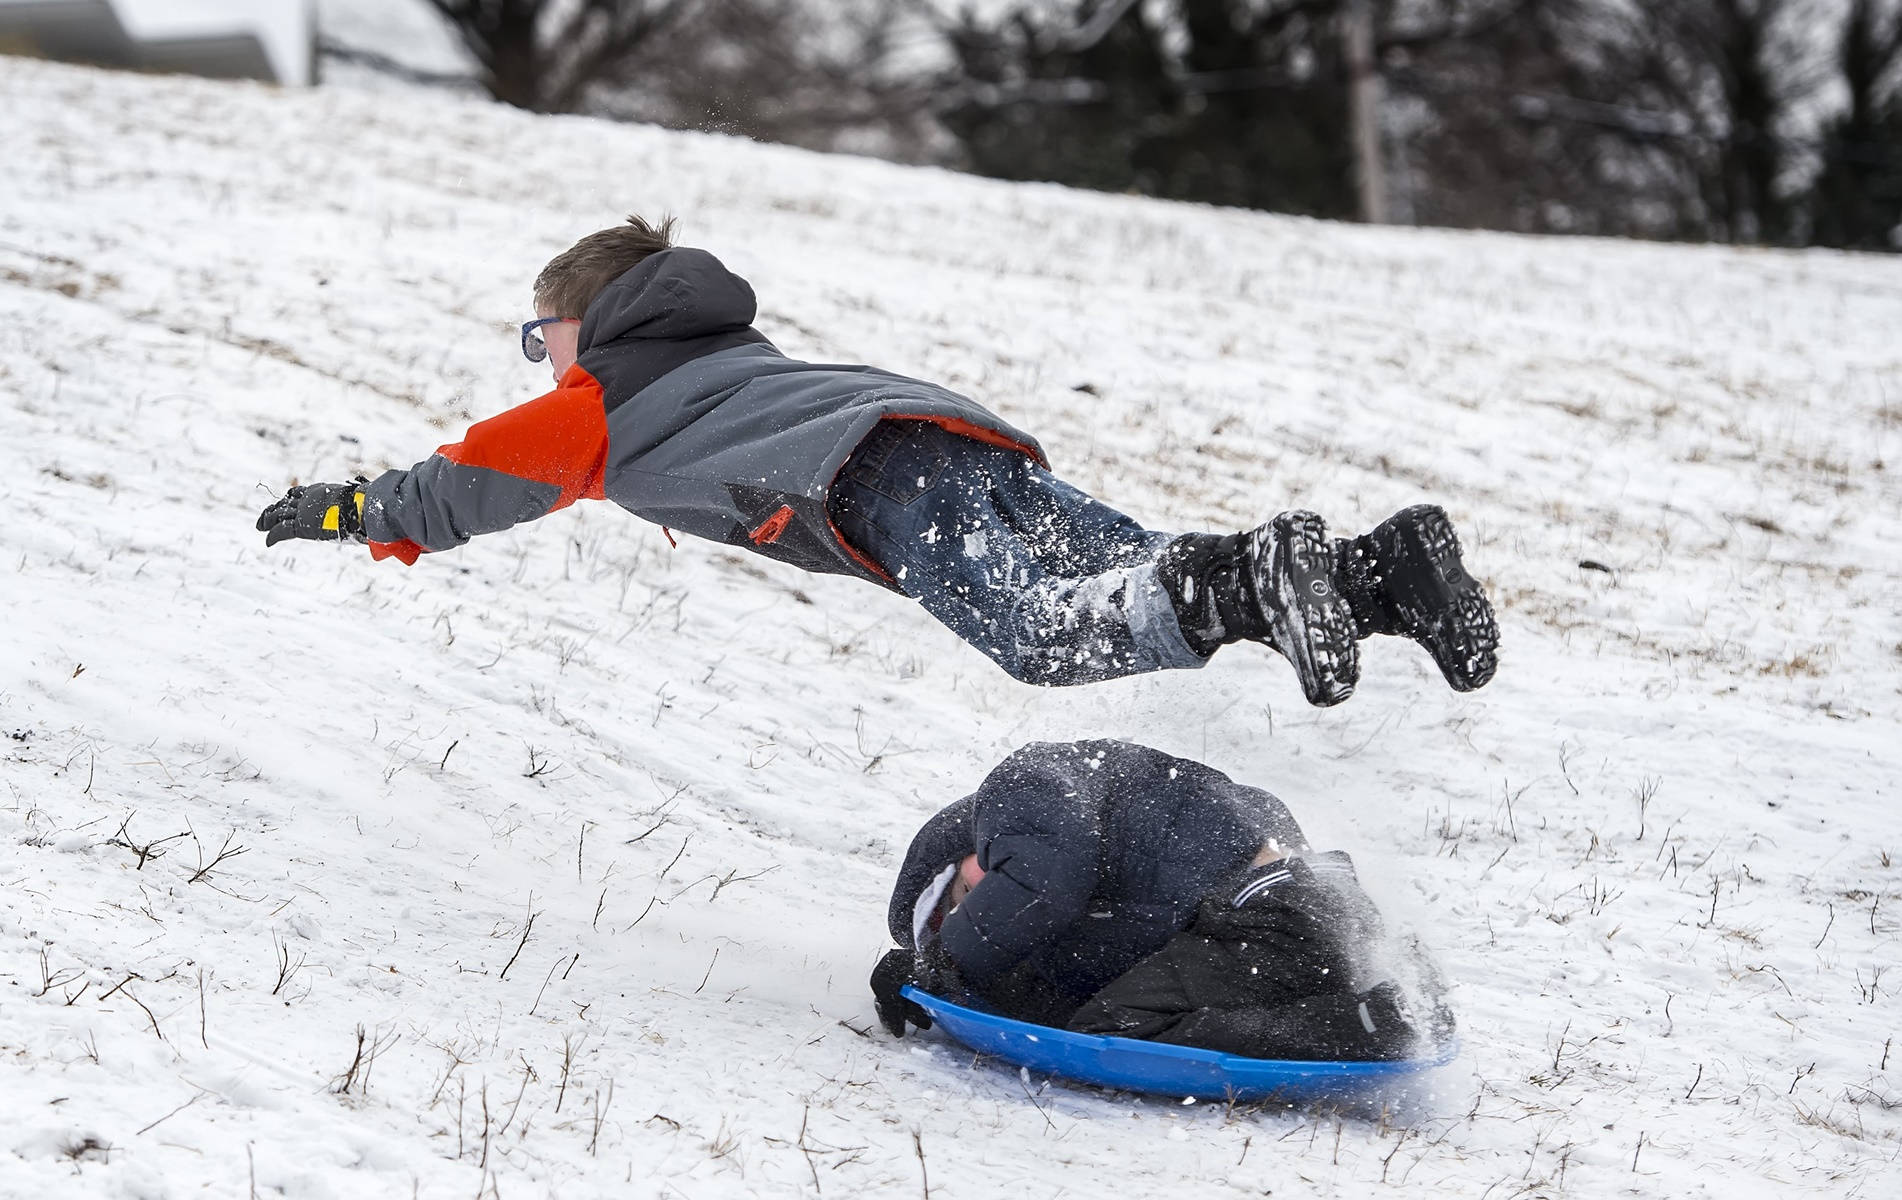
[256,481,367,547]
[870,949,934,1038]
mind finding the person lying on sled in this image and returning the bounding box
[256,215,1499,705]
[870,740,1449,1061]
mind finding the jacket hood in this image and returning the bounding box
[578,247,758,352]
[888,792,979,947]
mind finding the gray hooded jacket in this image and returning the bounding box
[359,247,1044,584]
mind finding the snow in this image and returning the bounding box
[1,53,1899,1200]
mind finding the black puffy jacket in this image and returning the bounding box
[888,740,1306,1021]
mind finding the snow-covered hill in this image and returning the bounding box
[1,55,1897,1199]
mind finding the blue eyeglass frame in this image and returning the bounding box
[520,317,576,363]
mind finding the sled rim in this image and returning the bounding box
[902,984,1457,1101]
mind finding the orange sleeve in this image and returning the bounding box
[436,365,609,509]
[362,366,609,565]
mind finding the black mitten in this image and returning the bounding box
[869,949,934,1038]
[912,938,969,997]
[256,481,366,547]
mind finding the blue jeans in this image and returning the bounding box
[828,421,1209,686]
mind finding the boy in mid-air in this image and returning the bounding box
[257,217,1499,705]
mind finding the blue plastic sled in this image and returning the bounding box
[902,985,1456,1103]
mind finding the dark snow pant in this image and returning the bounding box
[828,420,1208,686]
[1066,853,1424,1061]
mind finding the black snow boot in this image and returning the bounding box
[1333,505,1499,692]
[1157,511,1360,707]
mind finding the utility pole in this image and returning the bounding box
[1344,0,1387,224]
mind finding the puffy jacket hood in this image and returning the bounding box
[889,793,981,947]
[578,247,758,351]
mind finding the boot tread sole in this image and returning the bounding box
[1382,506,1499,692]
[1259,512,1360,707]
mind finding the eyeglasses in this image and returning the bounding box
[520,317,578,363]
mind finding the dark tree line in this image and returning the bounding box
[380,0,1902,250]
[933,0,1366,217]
[420,0,686,113]
[1813,0,1902,247]
[934,0,1902,248]
[407,0,937,157]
